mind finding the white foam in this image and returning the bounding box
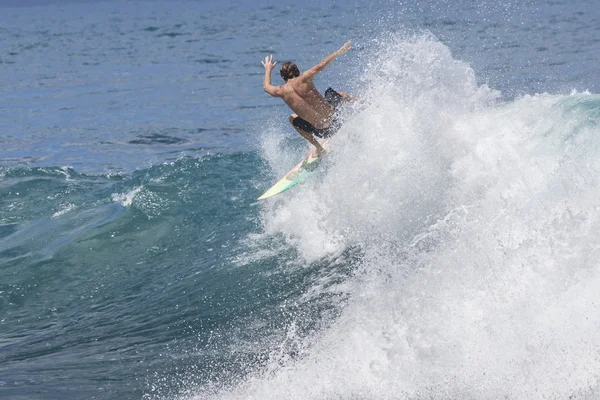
[51,203,77,218]
[209,33,600,399]
[111,186,142,207]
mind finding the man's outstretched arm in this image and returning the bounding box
[262,55,282,97]
[301,40,352,83]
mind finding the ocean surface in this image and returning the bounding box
[1,0,600,398]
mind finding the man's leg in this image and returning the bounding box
[325,88,358,105]
[289,114,326,156]
[338,91,358,101]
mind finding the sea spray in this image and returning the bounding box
[218,33,600,399]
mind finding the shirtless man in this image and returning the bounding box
[261,41,353,155]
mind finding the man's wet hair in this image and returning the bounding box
[280,61,300,81]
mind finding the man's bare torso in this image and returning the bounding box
[278,77,333,129]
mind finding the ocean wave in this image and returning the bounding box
[227,32,600,400]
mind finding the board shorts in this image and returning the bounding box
[292,87,343,139]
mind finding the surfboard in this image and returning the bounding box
[257,140,330,200]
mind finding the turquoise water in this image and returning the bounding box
[2,0,600,399]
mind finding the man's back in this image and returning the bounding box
[279,77,332,129]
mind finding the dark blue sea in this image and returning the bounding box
[1,0,600,398]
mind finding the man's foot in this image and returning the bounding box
[315,146,327,157]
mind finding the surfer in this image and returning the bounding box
[261,41,355,156]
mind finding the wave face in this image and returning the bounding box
[0,153,355,399]
[206,33,600,399]
[0,154,274,399]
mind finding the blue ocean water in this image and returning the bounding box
[1,0,600,399]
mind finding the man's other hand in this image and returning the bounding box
[261,55,277,71]
[337,41,352,56]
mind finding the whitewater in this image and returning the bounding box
[195,33,600,399]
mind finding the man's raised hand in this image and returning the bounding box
[337,40,352,56]
[261,55,277,71]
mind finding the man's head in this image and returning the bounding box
[280,61,300,81]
